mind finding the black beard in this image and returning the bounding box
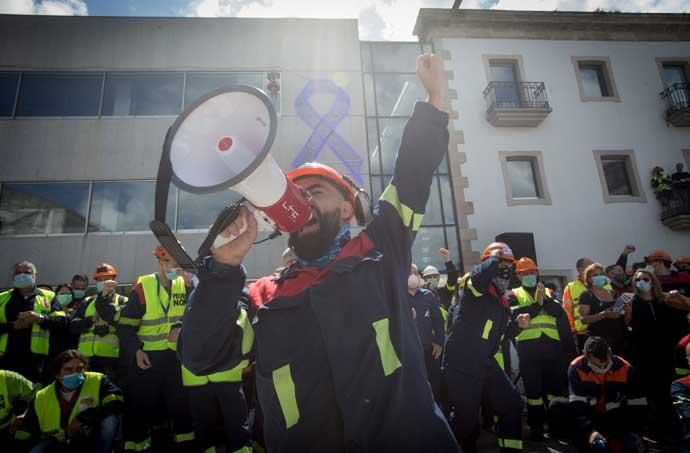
[288,207,343,261]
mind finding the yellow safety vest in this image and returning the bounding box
[77,294,127,359]
[137,274,186,352]
[566,279,612,334]
[0,371,11,430]
[34,372,103,442]
[512,287,559,342]
[181,307,255,386]
[0,289,57,356]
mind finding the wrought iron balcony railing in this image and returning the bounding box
[660,82,690,126]
[483,81,550,111]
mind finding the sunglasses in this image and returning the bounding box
[634,277,651,283]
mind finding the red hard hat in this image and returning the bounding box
[93,263,117,280]
[481,242,515,263]
[153,245,173,261]
[515,257,538,274]
[287,163,356,206]
[675,256,690,266]
[645,249,672,264]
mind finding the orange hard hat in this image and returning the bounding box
[675,256,690,266]
[153,245,173,261]
[481,242,515,263]
[93,263,117,279]
[287,162,355,206]
[644,249,673,264]
[515,257,538,274]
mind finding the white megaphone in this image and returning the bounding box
[165,86,312,248]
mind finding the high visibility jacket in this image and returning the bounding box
[0,289,56,356]
[652,173,672,193]
[181,307,254,386]
[0,369,34,430]
[511,287,559,342]
[78,294,127,358]
[33,372,106,442]
[136,274,186,352]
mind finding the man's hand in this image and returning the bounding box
[181,271,194,288]
[211,206,258,266]
[101,280,117,296]
[589,431,605,445]
[439,248,450,262]
[411,307,417,320]
[12,318,31,330]
[417,53,447,112]
[168,327,181,345]
[517,313,531,329]
[67,419,83,436]
[431,342,443,360]
[623,244,636,255]
[135,350,152,370]
[18,311,41,325]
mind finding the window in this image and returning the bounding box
[184,72,264,107]
[662,63,689,87]
[572,57,620,102]
[16,73,102,116]
[489,61,520,107]
[362,41,460,268]
[498,152,551,206]
[88,181,176,232]
[0,182,90,235]
[101,73,183,116]
[593,150,646,203]
[0,73,20,117]
[177,189,241,230]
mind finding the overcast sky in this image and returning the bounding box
[1,0,687,41]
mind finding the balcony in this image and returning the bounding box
[483,81,552,127]
[661,190,690,231]
[661,83,690,127]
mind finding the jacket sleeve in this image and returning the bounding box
[76,375,124,425]
[568,364,594,439]
[615,253,628,270]
[365,102,449,277]
[672,381,690,447]
[468,257,500,295]
[38,300,68,332]
[445,260,459,293]
[428,293,445,346]
[178,259,251,376]
[114,288,145,363]
[6,370,36,403]
[69,301,93,336]
[549,300,577,360]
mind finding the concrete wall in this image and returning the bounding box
[0,15,366,284]
[443,37,690,278]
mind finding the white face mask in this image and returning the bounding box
[588,359,612,374]
[408,274,420,290]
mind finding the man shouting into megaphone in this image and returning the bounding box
[179,54,459,452]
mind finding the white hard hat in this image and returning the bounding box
[422,265,440,277]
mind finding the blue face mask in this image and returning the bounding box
[166,269,178,280]
[57,294,73,307]
[61,372,85,390]
[521,275,538,288]
[96,281,105,293]
[635,280,651,293]
[13,273,35,289]
[73,289,86,299]
[592,275,608,288]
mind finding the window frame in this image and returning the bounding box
[498,151,552,206]
[683,149,690,170]
[592,150,646,204]
[482,55,527,86]
[572,56,621,102]
[655,57,690,90]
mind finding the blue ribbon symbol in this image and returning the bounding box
[292,79,364,185]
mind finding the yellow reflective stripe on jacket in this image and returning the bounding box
[174,431,195,443]
[494,351,505,370]
[481,319,493,340]
[380,183,424,231]
[372,318,402,376]
[466,279,483,298]
[498,438,523,449]
[273,364,300,429]
[125,438,152,451]
[119,317,142,327]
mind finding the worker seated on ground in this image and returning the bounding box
[17,349,123,453]
[568,336,647,452]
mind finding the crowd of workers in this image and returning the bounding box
[1,53,690,453]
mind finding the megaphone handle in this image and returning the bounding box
[212,215,248,249]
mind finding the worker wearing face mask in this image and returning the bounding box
[444,242,524,453]
[507,258,576,441]
[70,263,128,383]
[568,336,647,452]
[0,261,66,384]
[96,246,194,452]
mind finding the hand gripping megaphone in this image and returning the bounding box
[149,86,313,272]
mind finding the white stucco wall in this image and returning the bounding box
[443,37,690,278]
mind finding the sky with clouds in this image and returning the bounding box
[0,0,688,40]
